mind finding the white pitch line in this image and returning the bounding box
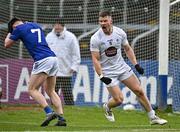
[0,121,180,132]
[0,121,150,127]
[0,121,37,125]
[132,129,180,132]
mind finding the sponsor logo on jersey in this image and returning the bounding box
[105,46,117,57]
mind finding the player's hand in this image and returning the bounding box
[100,75,112,85]
[135,64,144,74]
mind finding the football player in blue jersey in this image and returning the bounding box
[4,17,66,127]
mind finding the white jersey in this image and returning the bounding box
[90,26,131,77]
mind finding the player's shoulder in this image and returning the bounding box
[17,22,38,30]
[113,26,127,37]
[91,28,101,41]
[25,22,42,29]
[14,23,27,33]
[113,26,126,34]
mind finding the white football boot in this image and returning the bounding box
[103,103,115,122]
[150,115,168,125]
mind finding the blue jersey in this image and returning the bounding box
[10,22,56,61]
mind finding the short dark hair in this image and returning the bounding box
[8,17,21,26]
[8,17,22,33]
[99,10,112,17]
[54,17,65,26]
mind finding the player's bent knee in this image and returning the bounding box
[114,97,123,105]
[28,86,38,96]
[28,89,34,97]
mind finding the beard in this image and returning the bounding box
[102,26,111,34]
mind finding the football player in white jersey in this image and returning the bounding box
[90,10,167,125]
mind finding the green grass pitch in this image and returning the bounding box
[0,105,179,132]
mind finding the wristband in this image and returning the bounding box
[99,74,103,79]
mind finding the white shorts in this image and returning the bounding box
[31,57,59,76]
[106,69,134,88]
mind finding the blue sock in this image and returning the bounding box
[44,106,53,115]
[58,115,65,121]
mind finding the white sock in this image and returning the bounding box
[148,110,155,119]
[105,103,110,111]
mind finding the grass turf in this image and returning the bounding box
[0,105,179,132]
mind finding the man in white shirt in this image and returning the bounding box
[46,18,81,105]
[90,10,167,125]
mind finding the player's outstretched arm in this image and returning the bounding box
[123,43,144,74]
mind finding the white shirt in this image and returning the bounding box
[90,26,131,77]
[46,27,81,76]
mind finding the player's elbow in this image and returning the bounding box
[4,42,11,48]
[4,39,13,48]
[4,43,9,48]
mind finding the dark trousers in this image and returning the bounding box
[55,77,74,105]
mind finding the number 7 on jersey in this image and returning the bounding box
[31,28,42,43]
